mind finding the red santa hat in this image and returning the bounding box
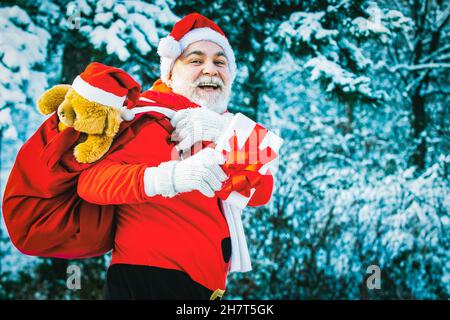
[157,13,237,85]
[72,62,141,120]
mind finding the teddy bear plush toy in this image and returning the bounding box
[36,62,140,163]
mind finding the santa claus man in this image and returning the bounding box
[77,13,274,300]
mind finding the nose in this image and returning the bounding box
[202,60,219,77]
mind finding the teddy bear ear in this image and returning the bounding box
[37,84,71,115]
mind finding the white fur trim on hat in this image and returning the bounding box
[158,27,237,85]
[72,76,126,109]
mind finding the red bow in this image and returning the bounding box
[216,124,277,200]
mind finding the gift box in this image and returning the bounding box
[215,113,283,208]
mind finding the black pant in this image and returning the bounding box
[103,264,217,300]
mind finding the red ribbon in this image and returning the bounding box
[216,124,277,201]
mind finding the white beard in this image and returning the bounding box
[170,75,231,114]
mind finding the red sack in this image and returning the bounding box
[2,111,170,259]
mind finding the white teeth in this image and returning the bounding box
[198,82,219,88]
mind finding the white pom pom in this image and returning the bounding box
[121,108,135,121]
[158,36,181,59]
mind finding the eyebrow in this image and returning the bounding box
[183,50,227,59]
[216,51,226,58]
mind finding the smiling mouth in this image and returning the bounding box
[197,82,221,92]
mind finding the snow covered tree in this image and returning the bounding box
[379,0,450,171]
[271,1,414,133]
[198,0,449,299]
[0,5,50,174]
[62,0,178,86]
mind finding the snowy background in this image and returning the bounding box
[0,0,449,299]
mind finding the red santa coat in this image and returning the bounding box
[78,82,273,291]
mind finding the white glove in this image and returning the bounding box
[170,107,234,152]
[144,148,228,198]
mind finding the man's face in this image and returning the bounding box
[168,40,232,114]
